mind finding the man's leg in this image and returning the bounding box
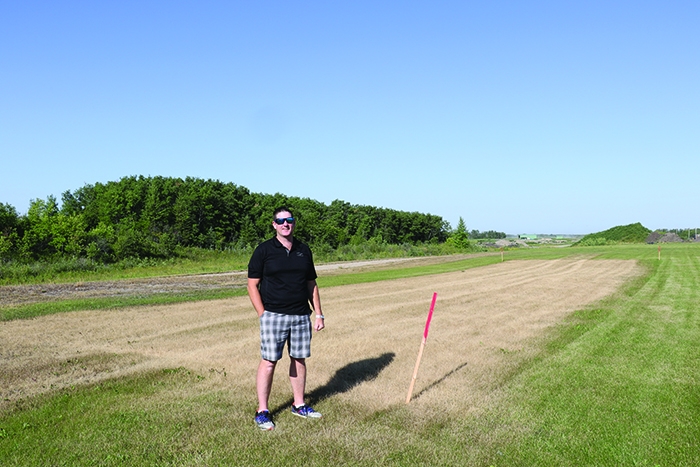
[257,359,277,412]
[289,357,306,407]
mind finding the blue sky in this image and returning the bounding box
[1,1,698,234]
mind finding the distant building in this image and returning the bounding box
[519,234,538,240]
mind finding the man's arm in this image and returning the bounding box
[308,279,325,331]
[247,278,265,317]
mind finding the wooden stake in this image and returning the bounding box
[406,292,438,404]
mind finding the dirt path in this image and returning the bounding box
[0,258,642,415]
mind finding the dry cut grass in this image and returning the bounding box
[0,258,642,423]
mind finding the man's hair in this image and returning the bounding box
[272,206,294,219]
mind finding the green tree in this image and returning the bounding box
[0,203,21,261]
[12,176,455,263]
[85,222,117,262]
[446,217,470,250]
[20,196,59,260]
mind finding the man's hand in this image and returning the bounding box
[314,317,325,332]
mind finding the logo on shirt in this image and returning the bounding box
[295,252,305,257]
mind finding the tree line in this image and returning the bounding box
[0,175,452,264]
[469,229,506,240]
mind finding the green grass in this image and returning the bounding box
[473,243,700,466]
[0,248,253,285]
[318,254,504,287]
[0,288,250,321]
[1,243,699,466]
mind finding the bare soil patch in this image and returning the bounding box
[0,258,642,416]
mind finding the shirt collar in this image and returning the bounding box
[272,236,297,250]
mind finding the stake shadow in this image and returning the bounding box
[270,352,395,417]
[410,361,469,402]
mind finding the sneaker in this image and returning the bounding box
[254,410,275,431]
[291,404,322,419]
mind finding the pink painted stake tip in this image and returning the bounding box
[423,292,437,339]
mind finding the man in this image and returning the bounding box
[247,207,325,431]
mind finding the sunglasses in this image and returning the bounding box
[274,217,296,225]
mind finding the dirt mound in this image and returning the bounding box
[646,231,663,244]
[482,239,529,248]
[647,231,685,244]
[659,233,684,243]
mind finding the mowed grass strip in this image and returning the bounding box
[472,243,700,466]
[1,244,699,466]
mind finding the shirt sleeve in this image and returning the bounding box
[248,245,264,279]
[306,245,318,281]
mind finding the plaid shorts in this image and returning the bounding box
[259,311,312,361]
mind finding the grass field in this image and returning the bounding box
[1,244,699,466]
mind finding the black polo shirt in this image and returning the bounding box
[248,236,318,315]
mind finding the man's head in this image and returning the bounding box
[272,207,295,239]
[272,207,294,221]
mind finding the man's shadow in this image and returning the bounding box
[270,352,395,417]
